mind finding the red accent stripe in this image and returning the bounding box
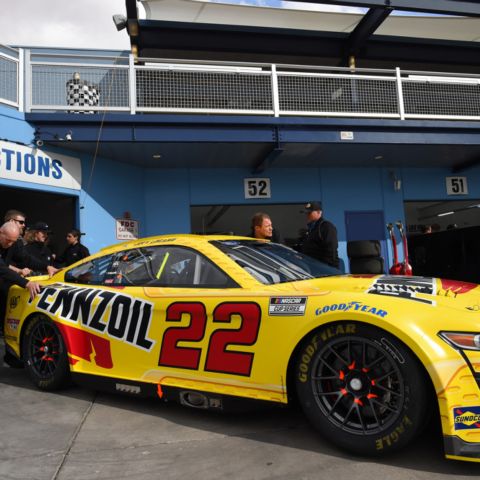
[56,322,113,369]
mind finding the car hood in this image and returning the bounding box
[283,274,480,311]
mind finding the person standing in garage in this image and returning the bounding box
[301,201,339,268]
[24,221,55,270]
[2,210,58,277]
[0,223,42,329]
[249,212,282,243]
[55,228,90,267]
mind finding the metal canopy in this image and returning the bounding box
[124,0,480,69]
[287,0,480,17]
[27,114,480,172]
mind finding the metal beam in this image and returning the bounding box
[285,0,480,17]
[345,7,392,58]
[135,21,480,69]
[253,147,284,174]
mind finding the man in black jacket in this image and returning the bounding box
[301,201,339,268]
[0,222,43,330]
[56,228,90,267]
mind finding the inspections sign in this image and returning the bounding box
[0,141,81,190]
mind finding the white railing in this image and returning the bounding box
[0,45,20,108]
[2,46,480,121]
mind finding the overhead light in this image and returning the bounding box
[152,154,162,159]
[438,211,454,217]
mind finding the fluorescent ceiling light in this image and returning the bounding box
[438,211,454,217]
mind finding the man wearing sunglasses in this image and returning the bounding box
[2,210,58,278]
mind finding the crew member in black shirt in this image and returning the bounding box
[301,201,339,268]
[56,228,90,267]
[24,221,54,270]
[0,222,42,328]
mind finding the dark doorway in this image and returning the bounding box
[0,186,77,257]
[191,204,306,247]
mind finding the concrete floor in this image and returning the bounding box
[1,339,479,480]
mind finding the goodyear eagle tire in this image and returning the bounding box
[295,322,428,456]
[22,316,70,391]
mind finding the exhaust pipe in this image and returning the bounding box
[179,391,210,409]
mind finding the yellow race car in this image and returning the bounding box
[4,235,480,462]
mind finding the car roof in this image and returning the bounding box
[98,234,257,254]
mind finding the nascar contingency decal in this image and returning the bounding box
[454,407,480,430]
[315,301,388,318]
[269,297,307,316]
[367,276,436,305]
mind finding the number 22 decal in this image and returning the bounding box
[158,302,261,376]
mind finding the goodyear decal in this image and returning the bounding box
[269,297,307,316]
[315,301,388,318]
[368,276,436,305]
[454,407,480,430]
[32,283,155,352]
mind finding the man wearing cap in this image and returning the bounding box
[301,201,339,268]
[0,216,58,278]
[25,221,55,268]
[0,222,43,342]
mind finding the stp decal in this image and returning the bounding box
[368,276,436,305]
[454,407,480,430]
[269,297,307,316]
[33,283,155,352]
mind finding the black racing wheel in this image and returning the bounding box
[295,322,429,455]
[22,316,70,390]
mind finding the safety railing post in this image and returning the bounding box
[24,49,31,113]
[395,67,405,120]
[271,64,280,117]
[129,53,137,115]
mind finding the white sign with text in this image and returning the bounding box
[446,176,468,195]
[0,140,81,190]
[244,178,271,199]
[116,218,139,240]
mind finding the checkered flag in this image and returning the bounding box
[66,73,100,114]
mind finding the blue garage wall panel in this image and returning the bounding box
[144,169,191,235]
[189,168,321,205]
[0,106,33,144]
[402,167,480,200]
[79,153,146,252]
[0,115,147,254]
[321,168,386,269]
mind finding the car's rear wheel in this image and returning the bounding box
[295,322,429,456]
[22,316,70,390]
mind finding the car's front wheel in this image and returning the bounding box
[22,316,70,390]
[295,322,429,456]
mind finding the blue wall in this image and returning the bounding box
[0,106,147,255]
[3,105,480,272]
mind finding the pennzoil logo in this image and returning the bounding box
[453,406,480,430]
[9,296,20,310]
[32,283,155,352]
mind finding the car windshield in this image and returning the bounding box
[211,240,341,285]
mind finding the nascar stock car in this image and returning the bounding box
[3,235,480,462]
